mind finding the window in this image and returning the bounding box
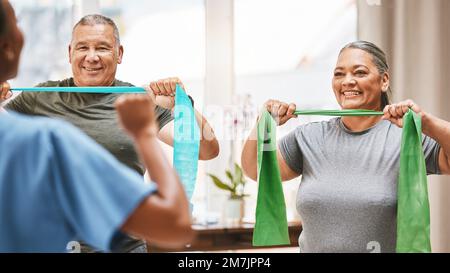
[99,0,206,103]
[10,0,73,87]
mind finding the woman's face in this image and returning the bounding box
[0,0,24,82]
[332,48,389,110]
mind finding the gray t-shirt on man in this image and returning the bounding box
[279,118,441,253]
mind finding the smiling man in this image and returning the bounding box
[70,18,122,87]
[1,14,218,253]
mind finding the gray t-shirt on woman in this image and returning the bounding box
[279,118,441,253]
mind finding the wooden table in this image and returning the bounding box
[148,222,302,252]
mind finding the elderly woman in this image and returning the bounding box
[241,40,450,253]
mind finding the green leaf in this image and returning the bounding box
[225,170,234,184]
[208,174,234,192]
[234,163,244,184]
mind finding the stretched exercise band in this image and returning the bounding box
[294,109,384,116]
[254,109,430,253]
[12,87,146,93]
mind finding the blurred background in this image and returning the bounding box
[6,0,450,252]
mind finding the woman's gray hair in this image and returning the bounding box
[72,14,121,46]
[340,40,391,109]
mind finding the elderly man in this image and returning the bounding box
[0,14,218,253]
[2,15,218,172]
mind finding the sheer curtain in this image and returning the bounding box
[357,0,450,252]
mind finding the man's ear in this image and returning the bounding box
[68,45,72,64]
[117,45,124,64]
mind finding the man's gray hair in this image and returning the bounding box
[72,14,121,46]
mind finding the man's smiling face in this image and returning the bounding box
[69,23,123,87]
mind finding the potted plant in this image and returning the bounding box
[208,163,249,225]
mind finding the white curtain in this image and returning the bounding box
[357,0,450,252]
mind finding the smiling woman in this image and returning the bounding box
[333,41,391,111]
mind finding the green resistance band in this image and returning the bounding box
[11,87,146,93]
[397,110,431,252]
[253,110,290,246]
[294,109,384,116]
[254,109,430,253]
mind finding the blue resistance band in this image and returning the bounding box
[11,87,147,93]
[173,84,200,210]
